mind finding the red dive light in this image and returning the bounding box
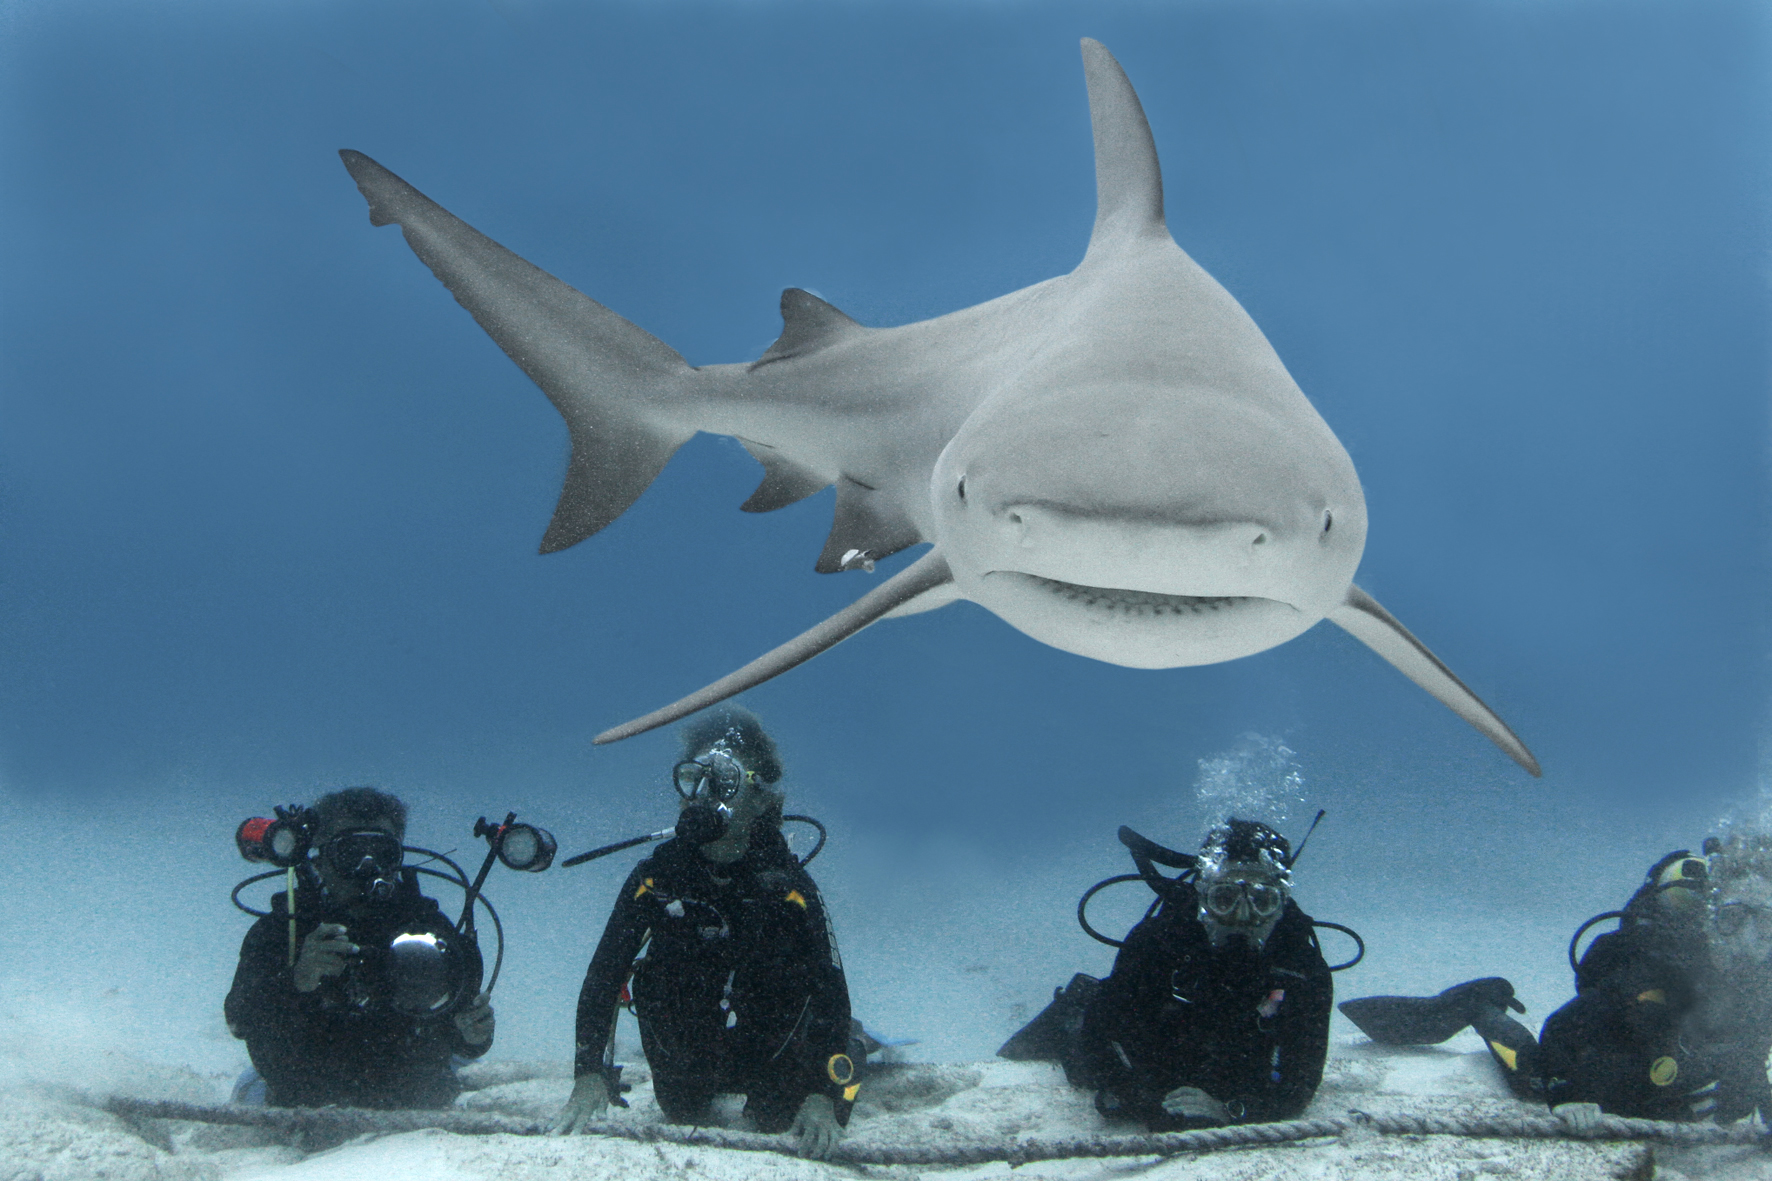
[235,807,314,867]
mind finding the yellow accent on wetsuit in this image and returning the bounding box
[634,878,654,900]
[1650,1056,1678,1086]
[1489,1041,1519,1072]
[785,890,807,908]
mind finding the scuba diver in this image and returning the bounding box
[1339,831,1772,1126]
[552,706,853,1159]
[1002,817,1343,1130]
[224,787,496,1109]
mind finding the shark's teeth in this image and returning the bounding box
[1014,573,1256,616]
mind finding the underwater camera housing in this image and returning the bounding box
[231,806,557,1016]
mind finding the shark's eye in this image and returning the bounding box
[1322,510,1333,535]
[956,476,967,503]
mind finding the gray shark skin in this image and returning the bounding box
[339,39,1539,775]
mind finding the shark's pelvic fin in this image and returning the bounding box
[751,288,867,369]
[338,150,694,553]
[814,477,925,573]
[738,438,829,513]
[1329,585,1541,777]
[1079,39,1167,256]
[594,549,955,743]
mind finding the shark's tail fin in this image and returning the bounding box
[339,150,694,552]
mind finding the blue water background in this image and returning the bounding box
[1,0,1767,1071]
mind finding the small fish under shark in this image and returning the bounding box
[340,39,1539,775]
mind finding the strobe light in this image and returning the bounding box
[235,807,313,867]
[475,815,556,873]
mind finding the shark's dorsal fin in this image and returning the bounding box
[1080,38,1167,257]
[752,288,866,369]
[815,477,924,573]
[738,438,830,513]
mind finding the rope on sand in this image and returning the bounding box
[103,1097,1769,1167]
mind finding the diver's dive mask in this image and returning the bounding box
[1201,878,1287,921]
[322,829,403,902]
[1196,862,1289,950]
[674,748,754,806]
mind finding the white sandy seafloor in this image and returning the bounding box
[4,1037,1766,1181]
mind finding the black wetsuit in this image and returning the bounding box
[1071,887,1333,1129]
[1490,861,1772,1121]
[574,828,855,1131]
[225,874,487,1109]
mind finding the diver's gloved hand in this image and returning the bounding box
[292,923,356,992]
[453,992,495,1046]
[550,1074,609,1135]
[789,1093,842,1159]
[1552,1101,1603,1132]
[1160,1085,1231,1124]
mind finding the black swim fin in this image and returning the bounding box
[998,974,1100,1062]
[1339,977,1525,1046]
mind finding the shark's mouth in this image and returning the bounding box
[990,572,1282,617]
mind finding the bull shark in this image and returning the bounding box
[340,39,1539,775]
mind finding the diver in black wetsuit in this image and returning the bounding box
[552,707,852,1159]
[225,788,494,1109]
[1340,831,1772,1127]
[1003,819,1334,1130]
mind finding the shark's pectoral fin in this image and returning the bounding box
[339,150,693,553]
[1329,585,1541,777]
[814,477,924,573]
[752,288,869,369]
[594,550,955,743]
[882,579,964,618]
[737,439,830,514]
